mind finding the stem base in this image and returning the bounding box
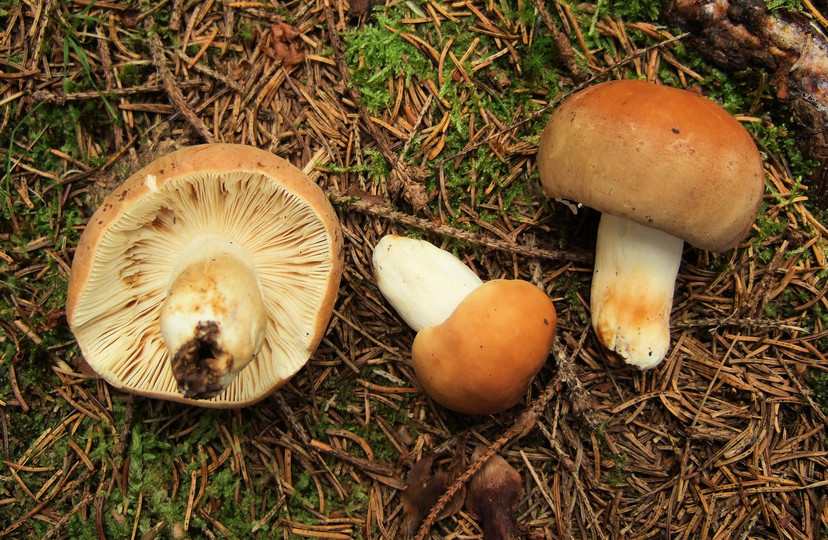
[591,214,684,369]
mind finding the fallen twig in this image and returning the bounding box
[531,0,589,81]
[146,19,215,143]
[329,193,594,263]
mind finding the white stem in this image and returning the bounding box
[372,235,483,332]
[160,236,266,398]
[590,214,684,369]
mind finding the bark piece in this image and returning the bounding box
[667,0,828,200]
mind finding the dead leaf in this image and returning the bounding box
[401,453,465,534]
[349,0,382,18]
[345,185,387,206]
[118,9,142,28]
[71,353,101,379]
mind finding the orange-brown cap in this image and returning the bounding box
[411,279,557,415]
[537,80,764,252]
[67,144,343,407]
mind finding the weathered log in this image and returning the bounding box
[667,0,828,201]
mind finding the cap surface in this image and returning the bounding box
[411,279,557,415]
[537,79,765,252]
[67,143,344,407]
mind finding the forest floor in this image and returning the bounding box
[1,0,827,538]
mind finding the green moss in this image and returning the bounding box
[807,370,828,416]
[602,452,629,486]
[237,18,255,44]
[747,118,817,183]
[65,515,102,540]
[316,368,414,464]
[519,30,563,90]
[352,407,404,463]
[286,471,322,522]
[151,3,172,26]
[341,2,563,226]
[344,14,435,114]
[604,0,667,21]
[553,274,588,325]
[118,63,153,86]
[766,0,803,11]
[2,102,112,200]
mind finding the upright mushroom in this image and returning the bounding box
[372,235,557,415]
[67,144,343,407]
[537,80,764,369]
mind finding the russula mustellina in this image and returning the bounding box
[67,144,343,407]
[372,235,557,414]
[537,80,764,369]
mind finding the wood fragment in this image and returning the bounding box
[309,439,395,477]
[330,193,593,263]
[531,0,589,80]
[146,20,216,143]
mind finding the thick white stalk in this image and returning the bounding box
[590,213,684,369]
[160,236,266,398]
[372,235,483,332]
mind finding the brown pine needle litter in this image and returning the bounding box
[1,1,827,539]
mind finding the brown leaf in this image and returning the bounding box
[401,453,465,534]
[117,9,142,28]
[284,43,305,66]
[71,354,101,379]
[349,0,382,18]
[278,22,302,42]
[345,185,387,206]
[465,447,523,540]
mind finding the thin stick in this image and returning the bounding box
[531,0,589,81]
[31,82,204,104]
[309,439,396,477]
[330,193,593,263]
[146,21,216,143]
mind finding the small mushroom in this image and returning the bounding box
[372,235,557,415]
[537,80,764,369]
[465,447,523,540]
[67,144,343,407]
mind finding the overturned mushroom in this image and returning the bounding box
[537,80,764,369]
[372,235,557,415]
[67,144,343,406]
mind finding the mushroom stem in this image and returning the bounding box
[372,235,483,332]
[590,213,684,369]
[160,236,266,398]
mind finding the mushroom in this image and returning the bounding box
[465,447,523,540]
[67,144,343,407]
[372,235,557,414]
[537,80,764,369]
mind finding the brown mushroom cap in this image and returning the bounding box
[411,279,557,415]
[67,144,343,407]
[537,79,765,252]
